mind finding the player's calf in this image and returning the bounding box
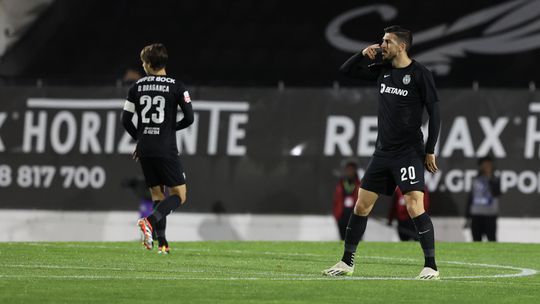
[146,193,183,229]
[169,184,187,204]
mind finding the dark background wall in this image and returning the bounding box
[1,0,539,216]
[1,86,539,216]
[1,0,539,87]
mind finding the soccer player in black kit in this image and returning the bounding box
[322,26,441,279]
[122,43,194,253]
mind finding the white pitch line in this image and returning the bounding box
[6,243,538,281]
[24,242,128,250]
[364,256,538,279]
[0,274,416,281]
[0,254,536,281]
[21,243,330,257]
[1,264,126,271]
[439,261,538,279]
[0,264,207,274]
[0,264,314,278]
[32,243,337,258]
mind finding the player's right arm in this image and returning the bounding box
[339,44,381,80]
[175,89,194,130]
[122,86,138,140]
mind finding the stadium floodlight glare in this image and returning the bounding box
[290,143,306,156]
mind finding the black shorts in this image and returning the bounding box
[361,150,425,196]
[139,157,186,188]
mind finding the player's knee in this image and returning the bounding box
[179,193,187,204]
[353,200,371,216]
[406,204,420,217]
[150,189,162,197]
[150,187,165,201]
[169,186,187,204]
[354,189,377,216]
[404,195,424,217]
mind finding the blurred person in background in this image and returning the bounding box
[388,186,430,241]
[122,67,143,85]
[465,156,501,242]
[122,176,154,218]
[332,161,361,240]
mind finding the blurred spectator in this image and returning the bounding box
[121,176,153,218]
[388,187,430,241]
[465,156,501,242]
[332,161,361,240]
[122,67,143,84]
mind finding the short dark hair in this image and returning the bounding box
[478,155,494,166]
[140,43,168,70]
[384,25,412,52]
[345,161,358,169]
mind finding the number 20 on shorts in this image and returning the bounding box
[400,166,416,181]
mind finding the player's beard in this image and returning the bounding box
[382,51,394,63]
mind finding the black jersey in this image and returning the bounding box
[340,54,440,157]
[122,75,194,158]
[375,60,439,156]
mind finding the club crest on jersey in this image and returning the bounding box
[183,91,191,103]
[402,74,411,85]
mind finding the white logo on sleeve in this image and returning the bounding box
[183,91,191,103]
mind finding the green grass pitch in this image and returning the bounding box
[1,241,539,303]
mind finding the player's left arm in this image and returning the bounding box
[425,102,440,173]
[176,89,194,130]
[419,68,441,173]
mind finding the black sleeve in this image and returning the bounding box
[121,110,138,140]
[126,84,136,102]
[418,67,440,104]
[122,85,138,140]
[176,87,194,130]
[418,68,440,154]
[489,178,502,197]
[339,52,380,81]
[425,102,440,154]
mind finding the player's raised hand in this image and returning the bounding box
[362,44,381,60]
[425,154,438,173]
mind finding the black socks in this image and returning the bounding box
[338,211,437,271]
[147,195,181,230]
[341,214,368,267]
[412,213,437,270]
[153,201,168,247]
